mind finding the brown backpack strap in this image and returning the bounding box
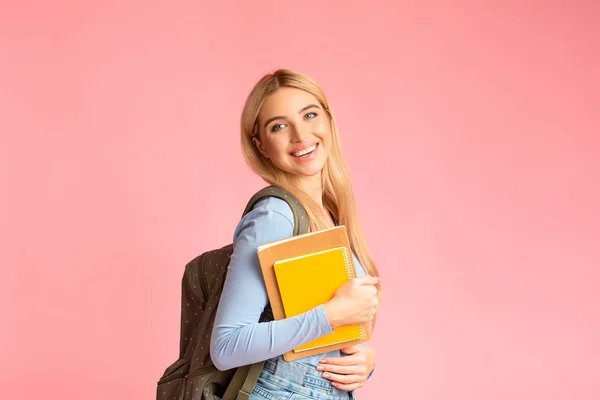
[238,362,263,400]
[242,185,309,236]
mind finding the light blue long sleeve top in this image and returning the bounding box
[210,196,370,372]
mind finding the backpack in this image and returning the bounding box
[156,185,309,400]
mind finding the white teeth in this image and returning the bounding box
[292,145,317,157]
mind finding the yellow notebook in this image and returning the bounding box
[273,246,367,353]
[257,225,371,361]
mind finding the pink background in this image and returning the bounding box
[1,1,598,399]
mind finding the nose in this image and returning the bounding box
[290,124,308,143]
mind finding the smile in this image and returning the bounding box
[291,144,318,158]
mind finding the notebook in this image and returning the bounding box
[273,246,367,353]
[256,225,371,361]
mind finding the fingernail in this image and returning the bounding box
[316,365,324,371]
[320,359,327,364]
[322,372,330,378]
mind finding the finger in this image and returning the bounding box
[317,363,357,375]
[322,372,363,385]
[331,381,364,392]
[319,355,358,366]
[361,284,378,298]
[354,275,380,286]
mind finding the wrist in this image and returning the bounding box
[323,301,341,329]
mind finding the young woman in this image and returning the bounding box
[210,69,382,400]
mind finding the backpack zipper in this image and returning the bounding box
[174,366,216,400]
[186,365,216,379]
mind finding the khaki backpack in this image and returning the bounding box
[156,186,309,400]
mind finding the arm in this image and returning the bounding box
[210,203,334,371]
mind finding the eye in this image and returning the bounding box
[271,123,286,132]
[304,112,318,120]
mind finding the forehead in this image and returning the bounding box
[259,87,319,121]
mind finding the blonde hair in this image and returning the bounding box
[240,69,382,322]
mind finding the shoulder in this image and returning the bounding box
[233,196,295,244]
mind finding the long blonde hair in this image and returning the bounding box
[240,69,382,319]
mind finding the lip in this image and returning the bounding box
[290,143,319,164]
[289,143,318,155]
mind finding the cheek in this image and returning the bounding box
[315,118,331,135]
[316,125,333,148]
[265,138,289,158]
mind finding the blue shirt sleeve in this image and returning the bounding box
[210,197,335,371]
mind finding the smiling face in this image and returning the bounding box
[253,87,332,181]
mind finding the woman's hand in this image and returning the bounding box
[323,275,379,328]
[316,345,375,391]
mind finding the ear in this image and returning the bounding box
[252,136,269,159]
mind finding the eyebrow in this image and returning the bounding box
[263,104,321,129]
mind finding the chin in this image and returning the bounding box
[277,156,329,178]
[297,165,325,178]
[298,171,322,178]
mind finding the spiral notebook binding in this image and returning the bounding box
[342,246,367,338]
[357,322,367,338]
[341,246,355,279]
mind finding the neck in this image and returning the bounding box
[295,173,336,228]
[298,174,323,207]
